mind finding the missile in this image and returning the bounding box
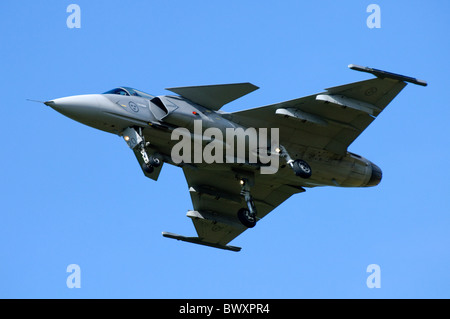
[348,64,428,86]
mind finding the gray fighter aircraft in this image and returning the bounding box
[41,65,426,252]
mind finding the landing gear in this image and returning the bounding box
[141,162,154,174]
[237,178,257,228]
[149,156,161,168]
[141,155,161,174]
[237,208,257,228]
[122,127,161,174]
[291,159,312,178]
[276,145,312,178]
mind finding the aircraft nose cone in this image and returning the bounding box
[366,162,382,187]
[45,94,101,122]
[47,94,99,111]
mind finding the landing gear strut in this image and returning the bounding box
[122,127,160,174]
[237,178,257,228]
[276,145,312,178]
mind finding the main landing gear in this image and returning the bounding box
[237,178,257,228]
[122,127,161,174]
[275,145,312,178]
[235,146,311,228]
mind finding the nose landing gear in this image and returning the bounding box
[122,127,161,174]
[141,154,161,174]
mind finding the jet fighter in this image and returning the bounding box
[41,64,426,251]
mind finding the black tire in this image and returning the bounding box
[149,156,161,168]
[237,208,257,228]
[142,163,154,174]
[292,159,312,178]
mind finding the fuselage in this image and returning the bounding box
[45,87,382,189]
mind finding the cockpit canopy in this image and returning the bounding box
[103,87,154,99]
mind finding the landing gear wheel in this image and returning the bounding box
[142,163,154,174]
[149,156,161,168]
[237,208,257,228]
[292,159,312,178]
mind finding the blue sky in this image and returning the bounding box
[1,1,449,298]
